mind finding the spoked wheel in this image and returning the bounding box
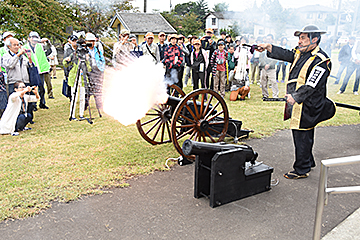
[136,85,185,145]
[170,89,229,159]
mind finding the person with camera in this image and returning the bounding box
[2,38,33,96]
[0,81,39,136]
[63,35,78,98]
[85,32,105,110]
[23,32,50,109]
[63,39,92,121]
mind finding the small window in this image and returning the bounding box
[318,13,323,19]
[259,29,264,35]
[212,18,216,25]
[307,13,313,19]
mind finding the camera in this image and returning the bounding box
[76,40,92,60]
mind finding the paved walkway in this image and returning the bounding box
[0,125,359,240]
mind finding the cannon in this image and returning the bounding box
[136,86,252,160]
[182,139,273,207]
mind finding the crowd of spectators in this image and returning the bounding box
[110,29,294,101]
[0,30,105,136]
[1,27,358,136]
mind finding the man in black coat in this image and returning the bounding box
[257,25,336,179]
[334,36,356,84]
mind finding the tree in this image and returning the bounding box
[213,2,229,12]
[161,11,202,36]
[0,0,79,40]
[76,0,139,35]
[172,0,209,29]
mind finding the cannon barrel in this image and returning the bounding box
[182,139,258,163]
[166,95,182,108]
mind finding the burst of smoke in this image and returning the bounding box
[102,55,168,126]
[163,68,179,86]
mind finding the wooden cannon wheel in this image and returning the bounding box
[170,89,229,159]
[136,85,185,145]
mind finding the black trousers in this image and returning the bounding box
[177,66,184,91]
[192,69,205,90]
[292,129,315,175]
[205,66,213,90]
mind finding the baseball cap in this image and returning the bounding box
[169,34,177,40]
[69,35,78,41]
[177,34,185,40]
[205,28,213,33]
[29,31,41,42]
[158,32,166,37]
[145,32,154,38]
[2,32,15,40]
[120,29,130,35]
[85,33,96,41]
[193,39,201,45]
[217,40,225,45]
[129,34,136,39]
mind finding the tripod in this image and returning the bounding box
[69,58,93,124]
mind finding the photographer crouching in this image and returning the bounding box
[0,81,39,136]
[63,39,91,121]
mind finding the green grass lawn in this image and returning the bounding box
[1,58,359,221]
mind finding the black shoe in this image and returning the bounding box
[30,121,35,124]
[39,105,49,109]
[33,106,38,111]
[49,96,55,99]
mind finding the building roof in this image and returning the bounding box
[205,11,242,20]
[109,12,177,35]
[296,4,338,13]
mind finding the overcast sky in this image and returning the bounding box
[132,0,335,13]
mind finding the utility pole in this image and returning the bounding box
[333,0,342,47]
[144,0,147,13]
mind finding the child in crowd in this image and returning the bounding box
[210,40,228,97]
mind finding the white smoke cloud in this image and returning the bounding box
[102,55,168,126]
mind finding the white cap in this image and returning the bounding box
[85,33,96,41]
[29,31,41,42]
[2,32,15,40]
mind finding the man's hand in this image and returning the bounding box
[244,86,250,91]
[257,43,272,53]
[285,94,296,105]
[32,86,40,98]
[122,35,129,44]
[264,64,270,70]
[64,57,71,62]
[32,86,38,94]
[17,48,25,57]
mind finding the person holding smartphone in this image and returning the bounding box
[0,81,39,136]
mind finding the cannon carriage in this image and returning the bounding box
[136,85,252,159]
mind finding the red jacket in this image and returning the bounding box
[163,44,183,70]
